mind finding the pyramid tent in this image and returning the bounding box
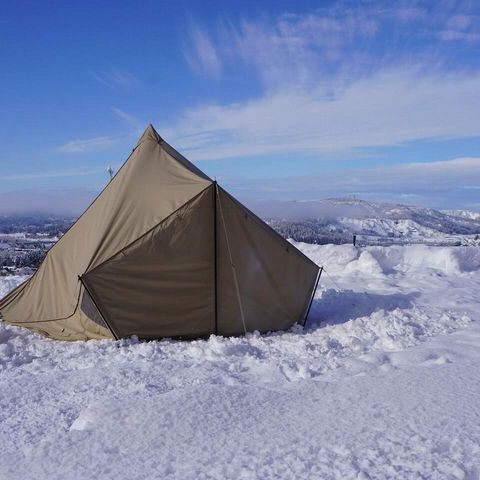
[0,125,320,341]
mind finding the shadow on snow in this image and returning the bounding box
[306,289,420,329]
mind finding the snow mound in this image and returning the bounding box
[298,242,480,276]
[452,247,480,272]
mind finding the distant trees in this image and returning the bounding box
[0,251,14,267]
[268,219,351,245]
[0,215,73,236]
[15,250,46,268]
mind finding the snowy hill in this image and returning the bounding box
[1,242,480,478]
[254,198,480,246]
[443,209,480,221]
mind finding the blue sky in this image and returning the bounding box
[1,0,480,213]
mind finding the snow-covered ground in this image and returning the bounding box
[1,243,480,479]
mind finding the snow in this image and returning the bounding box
[261,197,480,246]
[1,243,480,479]
[0,275,27,298]
[444,209,480,222]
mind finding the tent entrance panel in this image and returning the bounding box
[80,287,108,330]
[82,186,215,340]
[216,187,320,336]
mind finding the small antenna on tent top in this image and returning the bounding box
[107,164,114,181]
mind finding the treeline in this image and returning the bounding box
[0,249,46,270]
[0,215,73,236]
[268,219,352,245]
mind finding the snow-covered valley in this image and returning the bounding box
[1,242,480,479]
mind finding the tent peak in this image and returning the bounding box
[136,124,163,147]
[137,124,213,183]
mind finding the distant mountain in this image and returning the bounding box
[250,198,480,246]
[442,209,480,221]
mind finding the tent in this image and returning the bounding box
[0,125,321,340]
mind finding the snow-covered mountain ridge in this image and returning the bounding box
[256,198,480,246]
[443,209,480,221]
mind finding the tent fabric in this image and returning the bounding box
[216,186,320,336]
[0,125,320,341]
[82,185,215,340]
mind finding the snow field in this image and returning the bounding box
[1,243,480,479]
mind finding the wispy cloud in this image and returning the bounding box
[227,157,480,209]
[162,68,480,161]
[439,11,480,42]
[0,168,105,181]
[2,157,478,214]
[185,3,479,86]
[221,10,379,87]
[447,14,472,30]
[91,70,139,89]
[111,107,143,131]
[438,29,480,42]
[232,156,480,193]
[175,3,480,163]
[385,6,426,22]
[58,136,116,154]
[184,27,222,78]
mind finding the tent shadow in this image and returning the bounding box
[305,289,420,329]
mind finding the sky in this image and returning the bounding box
[1,0,480,214]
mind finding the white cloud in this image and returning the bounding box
[438,29,480,42]
[387,6,426,21]
[176,4,480,162]
[240,156,480,190]
[91,70,138,89]
[162,68,480,161]
[186,4,478,86]
[218,11,379,88]
[58,136,116,154]
[111,107,143,130]
[447,14,472,30]
[184,27,222,78]
[398,157,480,173]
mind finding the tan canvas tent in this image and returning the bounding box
[0,125,320,341]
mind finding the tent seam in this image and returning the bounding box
[83,184,213,277]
